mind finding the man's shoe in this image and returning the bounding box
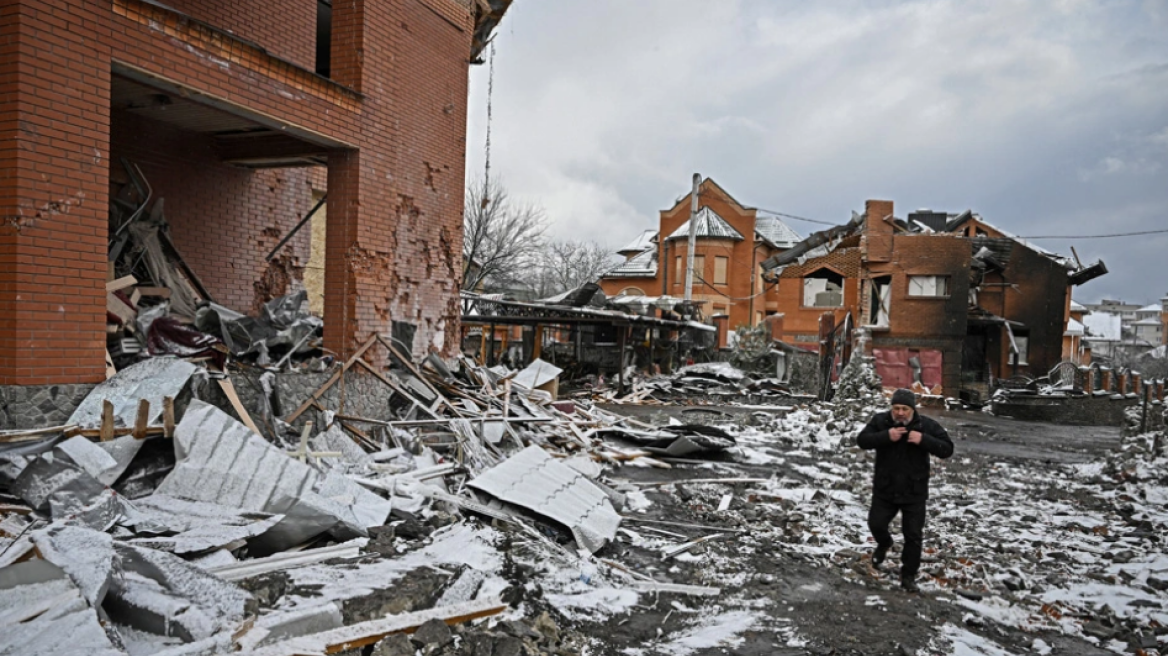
[900,577,920,593]
[872,544,889,569]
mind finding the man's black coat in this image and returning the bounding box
[857,410,954,503]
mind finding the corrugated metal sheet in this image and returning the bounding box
[67,358,197,430]
[158,400,391,552]
[755,215,802,247]
[468,445,619,553]
[665,207,744,241]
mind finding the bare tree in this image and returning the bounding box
[528,239,618,299]
[462,177,547,291]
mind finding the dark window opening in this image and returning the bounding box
[316,0,332,77]
[803,269,844,307]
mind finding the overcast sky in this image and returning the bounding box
[466,0,1168,306]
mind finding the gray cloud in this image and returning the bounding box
[467,0,1168,305]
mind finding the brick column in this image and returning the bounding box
[1102,368,1113,393]
[1082,367,1094,394]
[1119,371,1130,395]
[1132,372,1142,397]
[764,313,785,342]
[0,0,110,385]
[1156,379,1165,403]
[322,0,472,361]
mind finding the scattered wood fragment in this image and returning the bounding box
[100,400,115,442]
[133,399,150,439]
[0,425,78,444]
[630,581,721,596]
[662,532,727,559]
[245,599,508,656]
[218,378,262,435]
[105,275,138,292]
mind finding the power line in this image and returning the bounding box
[754,207,840,227]
[1014,228,1168,240]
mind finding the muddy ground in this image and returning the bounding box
[551,404,1128,656]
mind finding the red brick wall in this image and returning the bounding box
[109,110,316,312]
[1,0,477,384]
[162,0,317,71]
[0,1,111,385]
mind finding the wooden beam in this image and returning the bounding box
[99,400,115,442]
[218,378,262,435]
[286,333,381,423]
[163,396,175,438]
[132,399,150,439]
[105,275,138,292]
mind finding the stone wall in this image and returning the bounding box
[0,383,98,430]
[991,393,1140,426]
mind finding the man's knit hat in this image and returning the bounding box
[890,388,916,408]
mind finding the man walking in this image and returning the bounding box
[857,388,954,592]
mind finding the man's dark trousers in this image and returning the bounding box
[868,495,926,579]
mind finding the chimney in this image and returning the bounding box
[863,199,895,263]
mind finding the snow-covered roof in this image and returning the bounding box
[1064,318,1085,337]
[1132,317,1163,326]
[755,214,802,248]
[617,229,657,255]
[1138,303,1161,313]
[1069,300,1087,312]
[1082,312,1123,342]
[665,206,744,241]
[602,247,657,278]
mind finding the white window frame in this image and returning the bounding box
[907,275,950,298]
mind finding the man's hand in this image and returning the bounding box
[907,430,923,445]
[888,427,906,442]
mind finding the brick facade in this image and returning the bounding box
[600,179,784,330]
[0,0,489,385]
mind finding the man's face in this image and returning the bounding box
[891,404,915,425]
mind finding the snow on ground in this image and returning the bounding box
[669,398,1168,653]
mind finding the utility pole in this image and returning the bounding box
[684,173,700,302]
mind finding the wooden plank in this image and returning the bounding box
[244,599,508,656]
[218,378,262,435]
[163,396,175,438]
[132,399,150,439]
[106,291,136,324]
[354,358,442,420]
[285,333,381,423]
[105,275,138,292]
[100,400,115,442]
[0,425,78,444]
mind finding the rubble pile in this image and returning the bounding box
[104,160,327,376]
[0,347,755,655]
[3,346,1166,654]
[597,361,801,406]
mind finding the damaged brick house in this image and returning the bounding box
[598,178,803,329]
[760,200,1107,401]
[1,1,510,396]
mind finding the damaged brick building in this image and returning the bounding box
[0,0,511,395]
[598,178,803,329]
[761,200,1108,401]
